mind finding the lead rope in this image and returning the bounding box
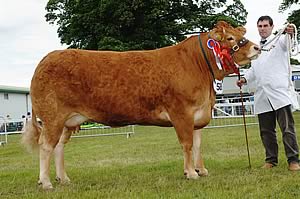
[238,69,251,169]
[287,25,294,88]
[287,23,299,56]
[260,29,283,51]
[287,23,300,111]
[261,23,299,53]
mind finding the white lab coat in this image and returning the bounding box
[244,34,292,115]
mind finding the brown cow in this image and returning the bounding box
[22,21,260,190]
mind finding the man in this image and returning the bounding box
[237,16,300,171]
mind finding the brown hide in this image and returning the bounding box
[31,21,259,131]
[32,38,212,128]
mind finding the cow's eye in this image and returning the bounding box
[227,37,234,41]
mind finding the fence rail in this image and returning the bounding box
[207,96,258,128]
[72,125,135,139]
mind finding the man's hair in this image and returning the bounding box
[257,16,273,26]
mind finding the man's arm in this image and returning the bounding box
[279,24,295,50]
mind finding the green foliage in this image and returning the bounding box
[45,0,247,51]
[291,57,300,65]
[279,0,300,40]
[279,1,300,63]
[279,0,299,11]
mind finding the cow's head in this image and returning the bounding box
[209,21,260,67]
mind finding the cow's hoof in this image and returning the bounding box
[186,172,199,180]
[195,168,209,176]
[38,180,53,190]
[56,176,71,185]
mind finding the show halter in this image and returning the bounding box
[198,32,250,84]
[205,35,249,75]
[237,69,252,169]
[198,32,252,168]
[198,34,216,81]
[208,34,252,169]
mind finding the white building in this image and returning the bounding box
[0,85,31,120]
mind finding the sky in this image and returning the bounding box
[0,0,299,88]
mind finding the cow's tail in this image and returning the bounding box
[21,110,42,152]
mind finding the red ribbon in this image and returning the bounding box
[207,40,239,75]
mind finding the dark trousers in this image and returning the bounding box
[258,105,299,165]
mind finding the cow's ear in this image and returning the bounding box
[210,28,224,41]
[216,21,229,28]
[211,21,230,41]
[236,26,246,35]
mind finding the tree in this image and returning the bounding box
[279,0,300,62]
[291,58,300,65]
[45,0,247,51]
[279,0,300,38]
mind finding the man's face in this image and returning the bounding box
[257,20,273,39]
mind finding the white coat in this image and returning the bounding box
[244,34,292,114]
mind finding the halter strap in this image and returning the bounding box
[230,37,249,54]
[199,33,248,77]
[198,34,216,82]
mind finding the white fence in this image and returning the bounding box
[0,96,257,145]
[0,117,6,145]
[0,120,135,146]
[0,118,24,146]
[0,131,7,146]
[72,124,135,139]
[206,96,258,128]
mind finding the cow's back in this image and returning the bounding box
[31,48,197,126]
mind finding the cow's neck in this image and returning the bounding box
[182,34,228,81]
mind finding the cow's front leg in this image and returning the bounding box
[183,142,199,179]
[54,128,72,185]
[171,114,199,180]
[193,129,208,176]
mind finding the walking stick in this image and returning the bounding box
[238,70,252,169]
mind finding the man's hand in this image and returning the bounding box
[285,24,295,36]
[236,77,247,87]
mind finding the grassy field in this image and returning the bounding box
[1,112,300,198]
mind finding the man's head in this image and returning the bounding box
[257,16,274,39]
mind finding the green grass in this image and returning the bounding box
[0,112,300,198]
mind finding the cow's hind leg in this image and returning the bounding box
[54,114,87,185]
[54,127,73,185]
[171,113,198,180]
[193,129,208,176]
[38,123,64,190]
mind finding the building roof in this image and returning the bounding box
[0,85,30,94]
